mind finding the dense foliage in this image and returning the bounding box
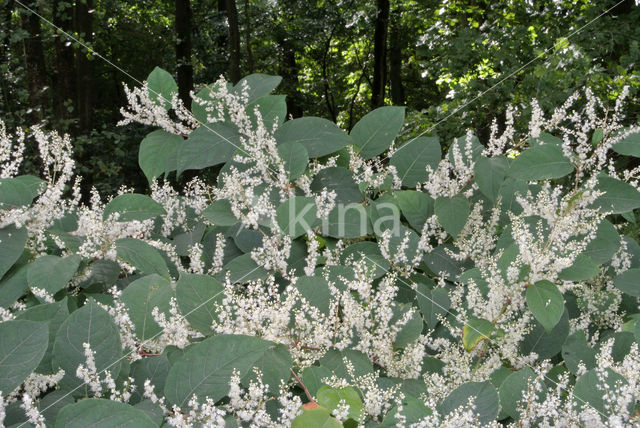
[1,69,640,427]
[2,1,639,195]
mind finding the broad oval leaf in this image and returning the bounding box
[147,66,178,110]
[390,136,441,187]
[121,274,173,340]
[462,316,494,352]
[351,106,405,159]
[275,117,351,158]
[116,238,170,279]
[438,381,499,425]
[176,272,224,335]
[247,95,286,130]
[525,280,564,334]
[138,130,183,184]
[593,174,640,214]
[201,199,238,226]
[474,155,509,202]
[233,73,282,103]
[434,194,469,239]
[394,190,434,232]
[27,254,81,295]
[55,399,157,428]
[278,141,309,180]
[294,276,331,315]
[499,367,543,420]
[276,196,317,239]
[613,268,640,297]
[176,123,241,176]
[164,334,292,407]
[291,404,342,428]
[103,194,166,222]
[0,320,48,393]
[611,128,640,157]
[0,225,28,280]
[507,144,573,180]
[52,300,122,393]
[310,167,362,205]
[317,385,364,422]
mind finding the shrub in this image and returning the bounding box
[1,69,640,427]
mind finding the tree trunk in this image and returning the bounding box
[244,0,254,74]
[20,0,49,122]
[225,0,241,83]
[371,0,389,108]
[52,0,76,124]
[176,0,193,109]
[75,0,94,133]
[389,5,404,106]
[1,0,15,119]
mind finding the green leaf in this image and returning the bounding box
[474,155,509,202]
[116,238,170,279]
[317,385,364,422]
[16,299,69,372]
[340,241,389,278]
[310,167,362,205]
[416,283,450,328]
[147,66,178,110]
[276,196,317,239]
[557,253,599,281]
[164,334,291,407]
[176,124,241,176]
[507,144,573,180]
[389,137,440,187]
[130,355,170,404]
[27,254,81,296]
[291,404,342,428]
[593,174,640,214]
[520,309,569,360]
[121,274,173,340]
[233,74,282,103]
[613,268,640,297]
[611,129,640,157]
[103,194,166,222]
[220,254,268,283]
[275,117,351,158]
[0,264,28,308]
[499,367,541,420]
[394,190,434,232]
[176,272,224,335]
[278,141,309,180]
[380,395,432,427]
[573,369,627,416]
[438,381,499,425]
[0,178,32,209]
[351,106,405,159]
[0,320,48,393]
[583,220,620,265]
[435,194,469,238]
[561,331,596,375]
[0,225,27,279]
[138,130,183,184]
[55,399,157,428]
[52,300,122,393]
[201,199,238,226]
[294,276,331,315]
[526,280,564,334]
[393,305,423,347]
[462,316,494,351]
[247,95,286,130]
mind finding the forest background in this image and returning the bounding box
[2,0,639,195]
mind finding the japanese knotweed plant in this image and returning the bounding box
[1,67,640,427]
